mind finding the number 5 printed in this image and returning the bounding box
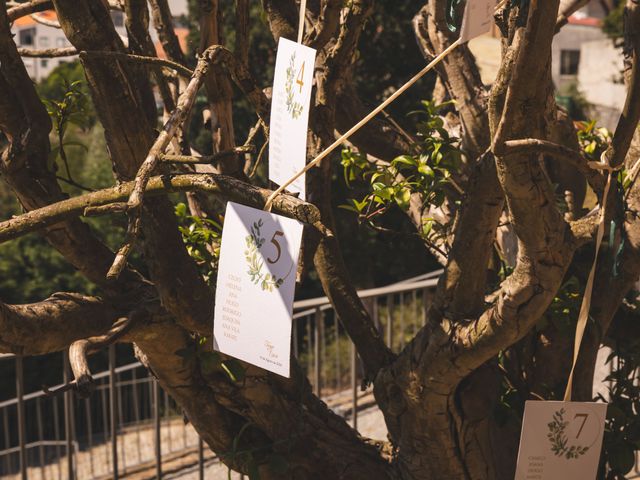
[267,231,285,264]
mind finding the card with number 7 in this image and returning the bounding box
[515,400,607,479]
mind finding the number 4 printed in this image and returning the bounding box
[296,61,305,93]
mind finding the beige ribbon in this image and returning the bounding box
[297,0,307,44]
[263,38,462,212]
[563,152,621,402]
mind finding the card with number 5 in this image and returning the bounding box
[213,202,303,377]
[268,37,316,201]
[515,400,607,480]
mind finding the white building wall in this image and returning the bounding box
[12,12,129,82]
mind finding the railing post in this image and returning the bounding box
[372,299,380,334]
[314,308,322,397]
[422,288,430,326]
[131,369,142,464]
[334,315,341,391]
[100,385,109,472]
[36,398,46,480]
[412,289,418,335]
[306,316,312,376]
[351,342,357,430]
[117,373,126,470]
[3,409,12,475]
[386,294,393,350]
[52,396,61,480]
[198,437,204,480]
[399,293,405,348]
[153,378,162,479]
[293,320,299,358]
[16,355,27,480]
[63,351,74,480]
[84,398,94,476]
[109,345,118,480]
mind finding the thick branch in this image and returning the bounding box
[0,173,328,244]
[0,293,124,356]
[503,138,606,193]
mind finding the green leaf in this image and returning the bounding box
[268,454,289,475]
[392,155,416,167]
[222,359,246,383]
[418,164,434,177]
[394,188,411,209]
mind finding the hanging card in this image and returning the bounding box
[268,37,317,200]
[515,400,607,480]
[459,0,497,43]
[213,202,303,377]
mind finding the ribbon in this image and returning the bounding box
[563,151,622,401]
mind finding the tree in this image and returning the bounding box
[1,0,640,479]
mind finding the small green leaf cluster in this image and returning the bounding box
[175,203,221,285]
[541,276,583,335]
[175,336,246,383]
[44,79,92,178]
[576,120,612,161]
[340,101,462,241]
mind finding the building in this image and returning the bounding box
[552,1,625,129]
[469,1,624,129]
[11,1,188,82]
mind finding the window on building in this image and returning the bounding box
[56,38,66,47]
[19,28,35,46]
[41,59,48,68]
[560,50,580,76]
[111,11,124,27]
[40,36,49,47]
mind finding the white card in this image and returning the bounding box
[515,401,607,480]
[213,202,303,377]
[459,0,496,43]
[268,37,317,201]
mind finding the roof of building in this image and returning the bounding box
[13,10,58,28]
[568,15,602,27]
[154,27,190,59]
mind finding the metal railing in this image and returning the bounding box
[0,271,442,479]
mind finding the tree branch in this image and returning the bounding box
[0,173,329,244]
[0,293,125,356]
[503,138,606,193]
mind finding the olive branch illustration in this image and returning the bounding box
[547,408,589,460]
[284,52,304,119]
[244,219,289,292]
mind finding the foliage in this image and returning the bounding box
[597,337,640,479]
[43,79,92,184]
[340,101,461,246]
[557,83,592,121]
[175,203,221,286]
[576,120,612,162]
[602,1,626,45]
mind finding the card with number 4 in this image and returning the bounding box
[213,202,303,378]
[515,401,607,480]
[268,37,316,201]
